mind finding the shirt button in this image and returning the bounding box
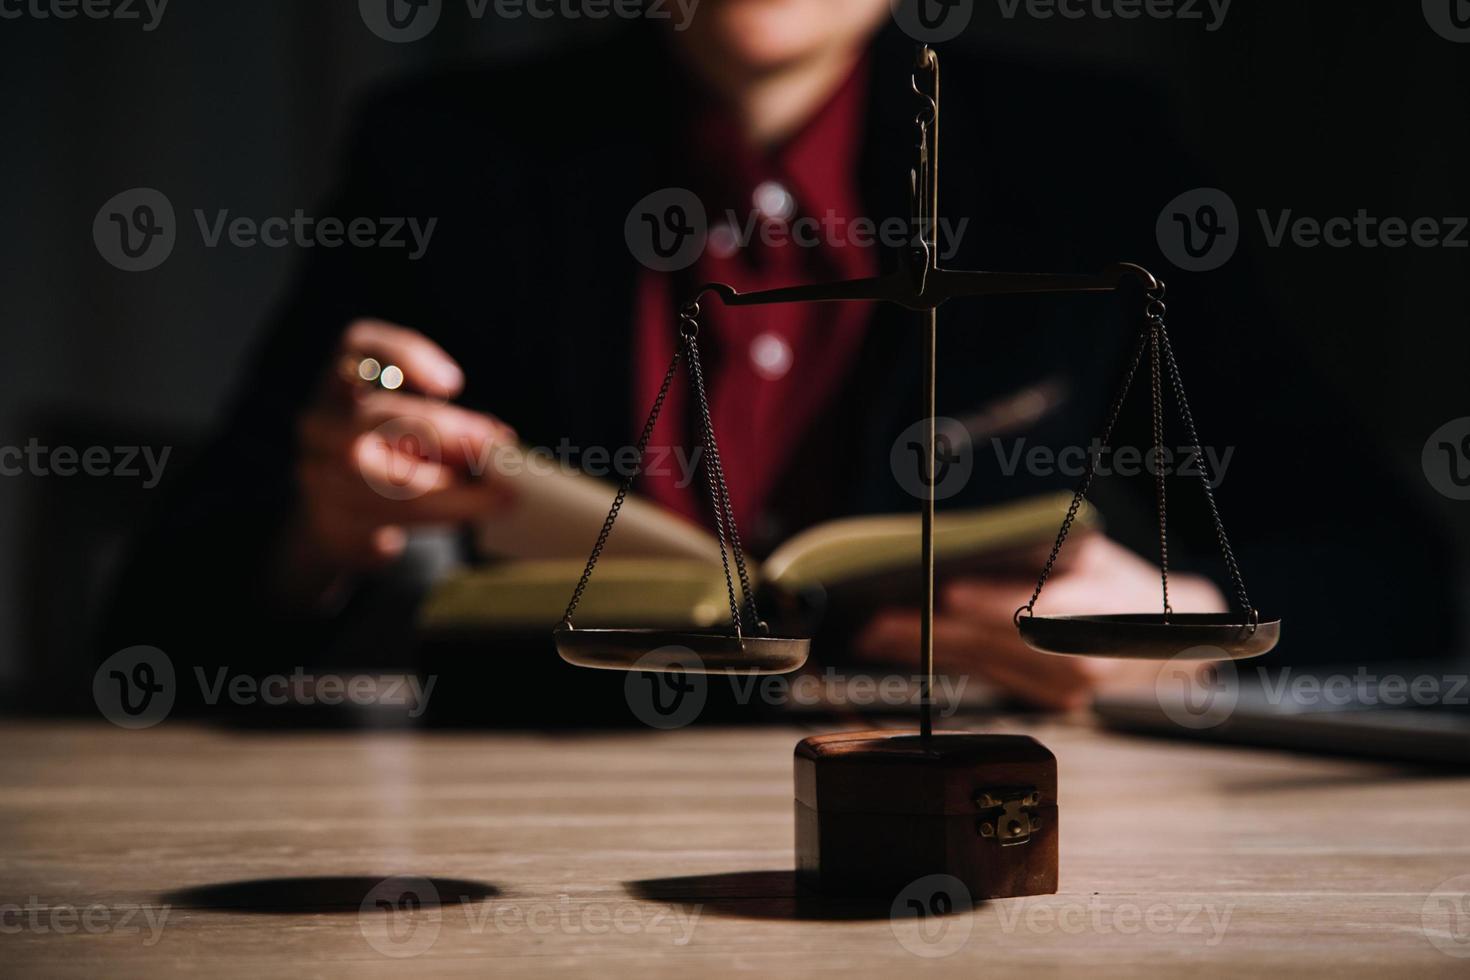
[752,180,796,222]
[749,332,793,380]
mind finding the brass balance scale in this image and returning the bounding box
[552,46,1280,899]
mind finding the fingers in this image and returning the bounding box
[299,391,515,472]
[284,318,523,588]
[943,578,1033,621]
[336,318,465,399]
[300,447,511,526]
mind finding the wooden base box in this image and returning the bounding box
[794,730,1059,899]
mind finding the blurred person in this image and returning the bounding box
[103,0,1454,713]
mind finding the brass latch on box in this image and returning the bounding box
[975,788,1042,846]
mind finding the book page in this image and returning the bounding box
[473,449,724,563]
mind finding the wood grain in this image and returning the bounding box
[2,718,1468,977]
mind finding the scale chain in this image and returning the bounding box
[1015,306,1153,624]
[681,305,763,631]
[1016,288,1259,628]
[562,341,683,627]
[684,327,763,636]
[1156,319,1255,621]
[562,305,767,637]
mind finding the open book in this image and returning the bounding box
[419,456,1096,633]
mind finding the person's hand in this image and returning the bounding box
[277,319,516,604]
[854,534,1226,711]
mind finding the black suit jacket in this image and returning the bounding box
[102,27,1456,690]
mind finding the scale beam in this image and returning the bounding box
[691,261,1161,314]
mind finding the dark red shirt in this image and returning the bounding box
[635,57,877,541]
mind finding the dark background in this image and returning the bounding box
[1,2,1467,700]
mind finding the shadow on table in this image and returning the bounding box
[161,875,499,913]
[628,870,950,922]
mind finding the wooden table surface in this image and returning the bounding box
[3,717,1469,977]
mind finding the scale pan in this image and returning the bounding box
[554,628,810,674]
[1018,613,1279,660]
